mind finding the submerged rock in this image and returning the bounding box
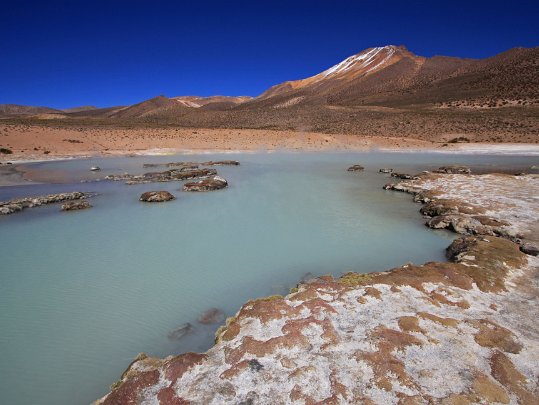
[167,323,193,340]
[61,200,92,211]
[182,176,228,192]
[139,191,175,202]
[347,164,364,172]
[197,308,225,324]
[379,168,393,173]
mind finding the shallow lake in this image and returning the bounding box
[0,151,537,405]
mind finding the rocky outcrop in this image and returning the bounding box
[106,168,217,185]
[347,164,364,171]
[203,160,240,166]
[139,191,175,202]
[433,165,471,174]
[61,200,92,211]
[143,160,239,168]
[0,191,89,215]
[391,172,420,180]
[182,176,228,192]
[96,173,539,404]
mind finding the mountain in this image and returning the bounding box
[1,45,537,142]
[247,45,538,109]
[172,96,252,109]
[61,106,98,113]
[0,104,62,116]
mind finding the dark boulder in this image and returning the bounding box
[139,191,175,202]
[61,200,92,211]
[347,165,364,172]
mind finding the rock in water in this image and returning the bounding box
[391,172,419,180]
[202,160,240,166]
[197,308,225,324]
[347,165,364,172]
[167,323,193,340]
[433,165,471,174]
[139,191,175,202]
[90,166,101,171]
[379,168,393,173]
[182,176,228,192]
[61,200,92,211]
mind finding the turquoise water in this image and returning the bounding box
[0,152,536,405]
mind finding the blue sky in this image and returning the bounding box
[1,0,538,109]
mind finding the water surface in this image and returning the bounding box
[1,151,537,405]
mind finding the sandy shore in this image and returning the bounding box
[2,124,538,162]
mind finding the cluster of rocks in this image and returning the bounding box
[0,191,90,215]
[138,176,229,203]
[61,200,92,211]
[105,168,218,185]
[143,160,239,169]
[384,170,539,256]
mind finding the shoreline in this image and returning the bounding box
[2,124,539,164]
[2,144,538,188]
[94,170,539,404]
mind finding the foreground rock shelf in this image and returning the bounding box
[0,191,90,215]
[95,172,539,404]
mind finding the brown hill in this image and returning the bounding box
[2,45,537,143]
[0,104,62,117]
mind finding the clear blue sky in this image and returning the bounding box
[1,0,538,109]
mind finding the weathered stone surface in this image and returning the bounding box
[139,191,175,202]
[347,164,364,171]
[61,200,92,211]
[182,176,228,192]
[96,173,539,405]
[0,191,89,215]
[106,168,217,185]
